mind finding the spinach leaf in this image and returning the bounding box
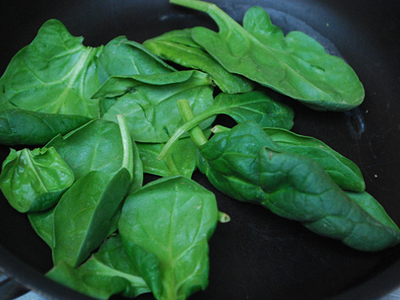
[0,19,102,118]
[28,200,122,250]
[0,147,74,213]
[98,36,176,84]
[47,116,143,191]
[0,109,91,146]
[95,70,214,143]
[47,235,150,299]
[119,176,219,300]
[143,28,254,94]
[170,0,365,111]
[196,121,400,251]
[53,168,131,267]
[264,127,365,192]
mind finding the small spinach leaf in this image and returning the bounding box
[119,176,219,300]
[0,147,74,213]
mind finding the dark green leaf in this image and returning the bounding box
[258,147,400,251]
[0,109,91,146]
[53,169,131,267]
[264,127,365,192]
[28,202,122,249]
[198,121,400,251]
[345,191,400,232]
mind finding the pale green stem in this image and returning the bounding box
[177,99,208,148]
[116,114,134,179]
[218,211,231,223]
[158,99,209,161]
[164,154,182,176]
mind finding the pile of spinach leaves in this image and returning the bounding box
[0,0,398,299]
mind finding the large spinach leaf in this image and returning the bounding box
[0,19,102,118]
[119,176,219,300]
[47,235,150,299]
[53,168,131,267]
[196,121,400,251]
[0,147,74,213]
[170,0,365,111]
[95,70,214,143]
[143,28,253,94]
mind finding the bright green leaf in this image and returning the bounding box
[0,147,74,213]
[170,0,365,111]
[119,176,218,300]
[0,19,102,118]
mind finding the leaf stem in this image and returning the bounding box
[169,0,212,12]
[116,114,134,179]
[157,99,210,161]
[164,154,182,176]
[178,99,209,147]
[218,211,231,223]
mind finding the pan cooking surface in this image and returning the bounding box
[1,0,400,299]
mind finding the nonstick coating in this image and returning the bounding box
[1,0,400,299]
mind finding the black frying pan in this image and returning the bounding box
[1,0,400,299]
